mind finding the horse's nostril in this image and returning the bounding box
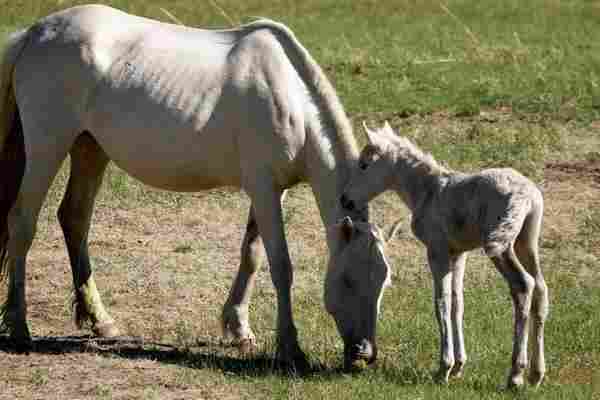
[340,194,355,210]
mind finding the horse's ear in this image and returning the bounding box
[340,216,354,242]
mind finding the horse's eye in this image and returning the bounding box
[359,161,368,170]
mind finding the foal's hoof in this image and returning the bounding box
[450,362,465,379]
[92,322,120,338]
[505,374,525,390]
[528,370,544,388]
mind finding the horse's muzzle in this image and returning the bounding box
[344,339,377,371]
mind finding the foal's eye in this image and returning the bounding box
[359,161,368,170]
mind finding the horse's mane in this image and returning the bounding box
[241,19,358,160]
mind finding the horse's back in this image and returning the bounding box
[15,5,310,191]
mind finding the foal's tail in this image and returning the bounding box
[0,29,30,278]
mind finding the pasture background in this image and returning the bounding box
[1,0,599,398]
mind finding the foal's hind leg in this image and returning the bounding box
[57,133,118,338]
[487,244,535,388]
[514,203,547,387]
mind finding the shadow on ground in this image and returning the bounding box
[0,334,432,384]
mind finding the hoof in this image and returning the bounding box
[450,362,465,379]
[506,374,525,390]
[92,322,120,338]
[237,338,257,356]
[528,370,544,387]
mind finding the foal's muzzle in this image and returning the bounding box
[340,194,355,211]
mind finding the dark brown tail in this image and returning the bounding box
[0,110,25,279]
[0,29,30,279]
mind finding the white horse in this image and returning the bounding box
[0,5,393,369]
[340,122,548,387]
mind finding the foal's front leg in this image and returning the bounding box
[427,249,454,384]
[450,252,467,378]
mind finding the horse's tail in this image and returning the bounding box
[242,19,356,154]
[0,29,30,279]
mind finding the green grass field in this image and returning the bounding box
[1,1,599,399]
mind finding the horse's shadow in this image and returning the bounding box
[0,334,431,384]
[0,334,330,378]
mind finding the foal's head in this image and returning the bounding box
[325,216,392,370]
[340,121,399,211]
[340,121,442,212]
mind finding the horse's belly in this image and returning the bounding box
[92,123,241,192]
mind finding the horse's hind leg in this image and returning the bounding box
[57,133,118,337]
[487,243,535,388]
[2,129,69,351]
[514,200,547,387]
[222,191,287,353]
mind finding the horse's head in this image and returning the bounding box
[325,216,392,370]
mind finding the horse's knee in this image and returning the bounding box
[484,242,508,259]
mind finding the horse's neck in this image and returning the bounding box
[395,161,445,214]
[304,123,358,250]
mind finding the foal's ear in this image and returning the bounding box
[340,216,354,242]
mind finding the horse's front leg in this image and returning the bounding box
[222,192,287,354]
[450,252,467,378]
[246,184,306,368]
[427,248,455,384]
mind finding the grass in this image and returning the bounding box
[1,0,600,399]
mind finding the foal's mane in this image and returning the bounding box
[389,135,449,176]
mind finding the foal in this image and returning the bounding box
[340,122,548,388]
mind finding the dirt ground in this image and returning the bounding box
[1,114,599,399]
